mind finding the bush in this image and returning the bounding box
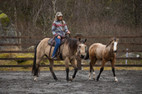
[0,13,10,27]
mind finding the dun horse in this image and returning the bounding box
[89,38,119,82]
[32,36,87,81]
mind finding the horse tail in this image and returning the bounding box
[32,42,39,75]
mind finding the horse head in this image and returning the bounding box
[107,38,119,53]
[77,38,88,59]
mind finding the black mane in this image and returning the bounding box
[66,38,78,54]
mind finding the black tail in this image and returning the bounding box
[32,42,39,75]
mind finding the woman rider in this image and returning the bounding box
[51,12,70,59]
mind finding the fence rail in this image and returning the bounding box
[0,35,142,39]
[1,43,142,46]
[0,64,142,68]
[0,50,142,53]
[0,57,142,60]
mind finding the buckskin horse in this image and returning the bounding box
[32,35,87,81]
[88,38,119,82]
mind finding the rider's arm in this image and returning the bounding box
[52,22,57,36]
[63,21,69,33]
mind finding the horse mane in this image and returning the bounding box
[106,38,116,47]
[106,40,113,47]
[66,38,78,53]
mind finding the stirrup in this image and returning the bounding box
[51,56,57,60]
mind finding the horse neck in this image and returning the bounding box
[105,44,114,56]
[65,38,78,55]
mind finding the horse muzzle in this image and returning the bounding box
[114,50,117,53]
[80,55,85,59]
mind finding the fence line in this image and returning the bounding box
[0,50,142,53]
[1,43,142,46]
[0,64,142,68]
[0,57,141,60]
[0,35,142,39]
[0,35,142,68]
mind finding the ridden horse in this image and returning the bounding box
[89,38,119,82]
[32,36,87,81]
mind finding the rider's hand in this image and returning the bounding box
[67,31,70,34]
[57,36,61,39]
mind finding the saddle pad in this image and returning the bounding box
[48,38,65,46]
[48,38,55,46]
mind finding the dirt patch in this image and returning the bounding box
[0,70,142,94]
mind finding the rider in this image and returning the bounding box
[51,12,70,59]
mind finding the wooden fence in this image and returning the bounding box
[0,35,142,68]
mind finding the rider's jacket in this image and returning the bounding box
[52,20,69,37]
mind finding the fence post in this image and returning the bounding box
[125,48,129,65]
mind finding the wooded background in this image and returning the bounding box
[0,0,142,50]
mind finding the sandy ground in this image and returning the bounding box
[0,70,142,94]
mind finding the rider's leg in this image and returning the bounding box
[52,37,61,58]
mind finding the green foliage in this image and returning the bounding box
[14,53,33,64]
[0,53,11,58]
[0,13,10,27]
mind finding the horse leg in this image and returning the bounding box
[65,57,70,81]
[92,61,97,80]
[96,60,106,81]
[33,48,45,81]
[89,58,96,80]
[70,59,78,81]
[33,58,42,81]
[111,59,118,82]
[49,59,58,81]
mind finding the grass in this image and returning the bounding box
[0,66,142,71]
[0,53,142,71]
[0,53,66,71]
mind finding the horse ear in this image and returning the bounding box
[78,38,81,42]
[84,39,87,43]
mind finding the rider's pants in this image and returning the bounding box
[52,37,61,57]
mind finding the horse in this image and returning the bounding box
[32,36,87,81]
[88,38,119,82]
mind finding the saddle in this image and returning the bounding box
[48,38,55,46]
[48,37,66,60]
[48,37,65,46]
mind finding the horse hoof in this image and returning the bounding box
[54,78,58,81]
[96,78,99,81]
[88,73,92,80]
[34,77,37,81]
[114,77,118,82]
[93,72,96,79]
[67,78,73,82]
[89,77,91,80]
[96,76,99,81]
[70,77,74,81]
